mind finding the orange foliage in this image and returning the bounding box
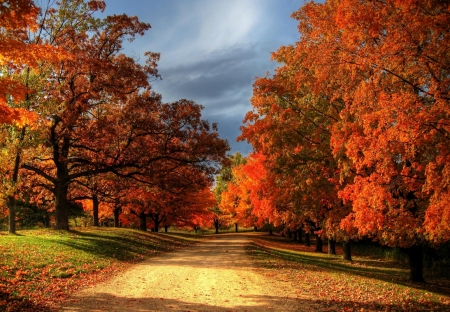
[240,0,450,249]
[0,0,64,125]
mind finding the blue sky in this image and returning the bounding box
[100,0,303,155]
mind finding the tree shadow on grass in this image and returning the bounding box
[52,232,260,270]
[48,229,199,263]
[248,241,450,297]
[0,290,51,312]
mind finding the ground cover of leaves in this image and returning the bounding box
[0,228,202,312]
[247,235,450,311]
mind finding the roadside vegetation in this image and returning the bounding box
[0,227,202,311]
[247,234,450,311]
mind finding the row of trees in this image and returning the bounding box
[0,0,229,232]
[215,0,450,283]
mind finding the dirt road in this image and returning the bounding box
[60,233,320,312]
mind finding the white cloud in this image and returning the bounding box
[146,0,264,67]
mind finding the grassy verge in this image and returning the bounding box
[0,227,203,312]
[247,234,450,311]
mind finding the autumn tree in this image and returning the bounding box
[214,152,245,232]
[0,0,68,234]
[12,0,228,231]
[239,44,348,253]
[16,0,157,230]
[0,0,62,125]
[220,153,280,232]
[254,0,450,282]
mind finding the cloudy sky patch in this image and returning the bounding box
[101,0,302,155]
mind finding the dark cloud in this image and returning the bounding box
[205,113,253,156]
[101,0,303,156]
[152,44,272,103]
[149,45,276,155]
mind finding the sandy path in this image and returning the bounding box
[60,233,316,312]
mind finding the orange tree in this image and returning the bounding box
[0,0,68,233]
[17,0,229,230]
[0,0,63,125]
[220,152,280,232]
[214,152,246,231]
[18,0,155,230]
[239,50,347,251]
[252,0,450,282]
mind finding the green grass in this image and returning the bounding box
[0,227,203,311]
[247,235,450,311]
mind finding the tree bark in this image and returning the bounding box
[113,208,120,227]
[92,195,99,226]
[328,239,336,255]
[7,127,26,234]
[43,214,50,228]
[315,235,323,252]
[406,245,425,283]
[139,213,147,231]
[214,218,220,234]
[288,230,292,239]
[254,226,258,232]
[298,228,303,243]
[164,225,169,233]
[235,223,238,232]
[343,241,352,261]
[7,196,16,234]
[293,230,297,241]
[305,232,310,246]
[153,213,160,232]
[55,181,70,230]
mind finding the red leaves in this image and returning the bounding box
[239,0,450,256]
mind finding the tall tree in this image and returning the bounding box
[0,0,67,233]
[286,0,449,281]
[20,0,155,230]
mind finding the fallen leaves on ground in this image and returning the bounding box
[248,235,450,312]
[0,228,202,311]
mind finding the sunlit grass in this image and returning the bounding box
[248,235,450,311]
[0,227,203,311]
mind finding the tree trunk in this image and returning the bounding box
[254,226,258,232]
[113,208,120,227]
[269,228,273,235]
[288,230,292,239]
[343,241,352,261]
[406,245,425,283]
[164,225,169,233]
[315,235,323,252]
[214,218,220,234]
[7,196,16,234]
[235,223,238,232]
[305,232,310,246]
[55,182,70,230]
[153,213,160,232]
[328,239,336,255]
[298,228,303,243]
[92,195,99,226]
[43,214,50,228]
[139,213,147,231]
[7,127,25,234]
[293,230,297,241]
